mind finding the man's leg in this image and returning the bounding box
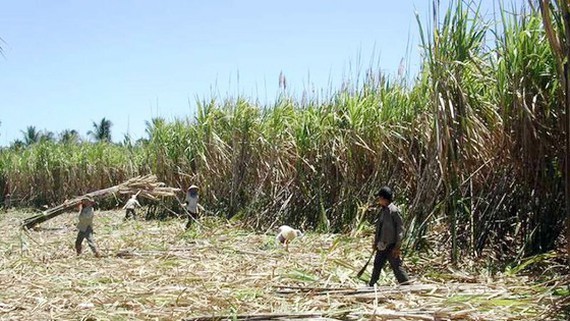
[388,252,410,284]
[75,231,85,255]
[369,250,388,286]
[185,212,196,229]
[84,226,100,257]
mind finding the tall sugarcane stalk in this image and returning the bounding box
[538,0,570,263]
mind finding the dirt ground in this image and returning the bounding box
[0,209,567,320]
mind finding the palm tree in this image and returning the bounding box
[21,126,40,146]
[59,129,80,144]
[39,131,55,143]
[87,118,113,142]
[10,139,24,150]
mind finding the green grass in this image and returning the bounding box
[285,269,319,283]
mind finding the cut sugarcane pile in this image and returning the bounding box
[21,175,181,229]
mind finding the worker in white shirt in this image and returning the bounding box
[123,194,141,220]
[183,185,204,229]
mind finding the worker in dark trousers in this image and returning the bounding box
[183,185,204,229]
[75,196,101,258]
[123,194,141,220]
[369,186,410,286]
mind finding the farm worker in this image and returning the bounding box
[368,186,410,286]
[275,225,303,251]
[183,185,204,229]
[75,196,101,258]
[122,194,141,220]
[3,193,11,210]
[3,183,11,210]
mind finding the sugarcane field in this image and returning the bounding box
[2,0,570,320]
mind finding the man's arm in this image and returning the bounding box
[393,210,404,248]
[372,214,381,250]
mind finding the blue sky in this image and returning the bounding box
[0,0,498,145]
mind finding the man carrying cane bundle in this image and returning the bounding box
[75,196,101,258]
[368,186,410,286]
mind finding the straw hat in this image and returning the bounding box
[81,196,95,204]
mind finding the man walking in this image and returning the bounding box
[369,186,410,286]
[75,196,101,258]
[123,194,141,220]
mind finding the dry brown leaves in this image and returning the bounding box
[0,209,566,320]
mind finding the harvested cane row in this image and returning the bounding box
[0,210,566,320]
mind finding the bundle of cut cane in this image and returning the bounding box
[22,175,181,229]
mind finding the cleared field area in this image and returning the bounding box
[0,210,566,320]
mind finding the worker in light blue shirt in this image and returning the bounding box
[76,196,101,258]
